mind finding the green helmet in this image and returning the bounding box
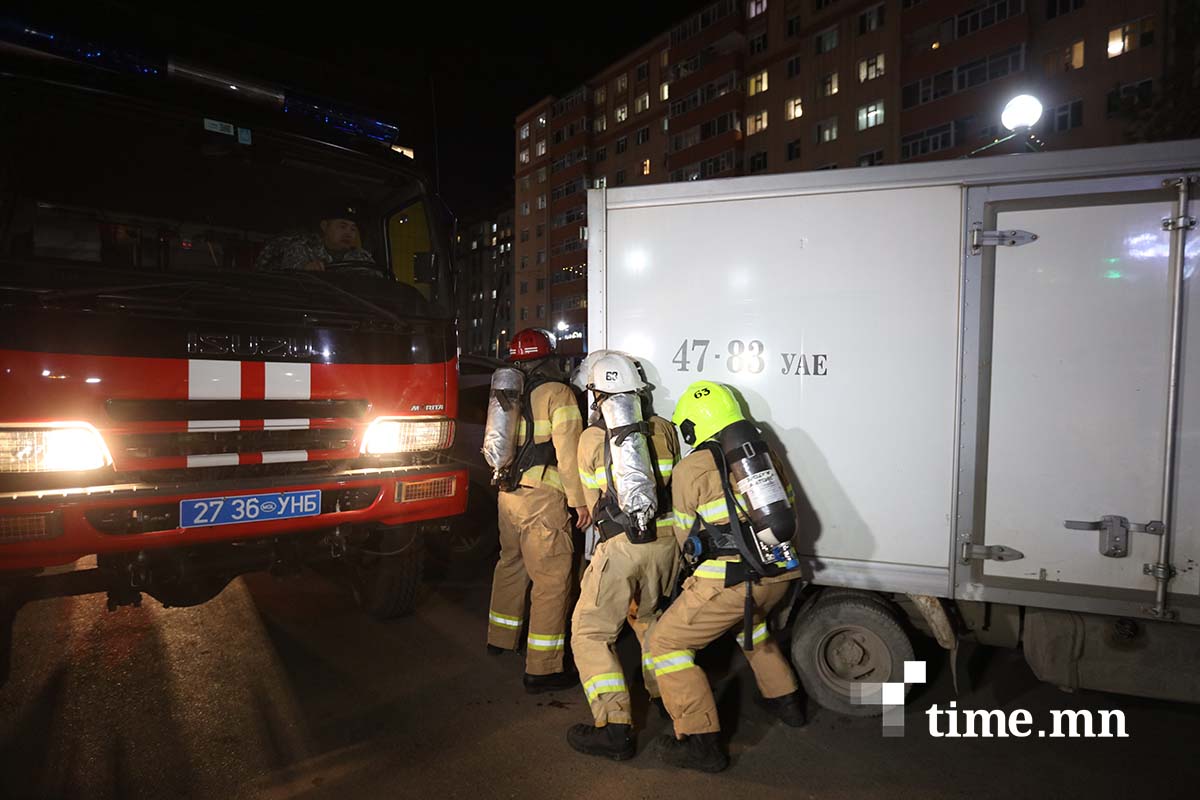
[672,380,745,446]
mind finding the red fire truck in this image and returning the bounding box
[0,29,468,670]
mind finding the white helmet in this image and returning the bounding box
[589,352,646,394]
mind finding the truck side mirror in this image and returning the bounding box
[413,252,438,283]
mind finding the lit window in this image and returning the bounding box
[857,100,884,130]
[520,202,530,215]
[616,104,629,123]
[816,117,838,143]
[537,113,547,127]
[595,86,606,105]
[662,117,669,132]
[537,194,547,210]
[661,50,669,68]
[821,72,839,96]
[857,149,883,167]
[519,123,530,140]
[635,92,651,113]
[748,110,769,135]
[642,158,651,176]
[535,139,546,156]
[616,73,628,93]
[595,115,607,133]
[660,82,670,101]
[1045,41,1085,74]
[858,53,885,82]
[749,70,769,96]
[1108,17,1153,58]
[786,97,804,120]
[748,0,767,18]
[519,149,530,164]
[537,167,547,183]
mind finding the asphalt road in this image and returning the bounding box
[2,554,1199,800]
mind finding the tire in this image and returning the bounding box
[351,528,425,620]
[429,484,499,563]
[791,595,915,717]
[812,587,896,612]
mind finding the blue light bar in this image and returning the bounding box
[282,95,400,146]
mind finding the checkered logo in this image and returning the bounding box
[850,660,927,736]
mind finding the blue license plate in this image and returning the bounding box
[180,490,322,528]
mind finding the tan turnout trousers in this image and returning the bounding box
[648,447,800,736]
[570,416,680,726]
[487,378,586,675]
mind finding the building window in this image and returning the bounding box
[1108,17,1154,59]
[857,149,884,166]
[858,53,885,82]
[635,92,651,113]
[786,139,802,161]
[519,281,528,295]
[537,250,545,265]
[1045,40,1084,74]
[749,70,769,96]
[615,169,626,186]
[816,163,839,170]
[637,61,650,82]
[594,115,607,133]
[616,73,628,93]
[519,149,530,164]
[1048,98,1083,131]
[519,123,530,140]
[537,194,546,210]
[536,224,545,238]
[536,304,544,319]
[786,97,804,120]
[616,104,629,123]
[537,167,547,183]
[787,15,801,36]
[616,137,628,154]
[535,140,546,157]
[748,110,769,135]
[858,3,885,34]
[750,33,768,55]
[816,117,838,143]
[748,0,768,18]
[536,277,545,291]
[820,72,839,96]
[520,228,530,242]
[636,126,651,144]
[900,118,970,160]
[520,307,528,321]
[857,100,884,130]
[520,255,528,269]
[786,56,802,79]
[902,45,1025,109]
[594,87,607,105]
[520,202,530,216]
[663,117,670,132]
[595,146,608,163]
[642,158,652,176]
[661,49,669,68]
[958,0,1025,39]
[520,175,530,190]
[537,113,547,127]
[1107,79,1153,115]
[660,82,670,101]
[816,26,838,54]
[594,176,607,188]
[1046,0,1084,20]
[749,151,768,173]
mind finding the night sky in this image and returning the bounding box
[11,0,703,221]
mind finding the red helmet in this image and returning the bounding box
[508,328,554,362]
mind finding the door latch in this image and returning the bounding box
[961,543,1025,563]
[1064,515,1164,559]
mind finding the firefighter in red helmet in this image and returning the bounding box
[485,328,590,692]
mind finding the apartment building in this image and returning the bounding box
[454,207,514,358]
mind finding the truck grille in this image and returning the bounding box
[115,429,356,459]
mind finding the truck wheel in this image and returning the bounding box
[351,527,425,620]
[791,595,914,717]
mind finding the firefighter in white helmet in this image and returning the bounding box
[566,351,680,760]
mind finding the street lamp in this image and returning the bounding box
[965,94,1046,158]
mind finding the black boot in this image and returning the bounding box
[523,671,579,694]
[566,723,635,760]
[756,691,807,727]
[654,732,729,773]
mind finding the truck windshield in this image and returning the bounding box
[0,82,451,318]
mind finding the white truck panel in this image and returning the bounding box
[596,185,962,571]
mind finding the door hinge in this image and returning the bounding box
[969,223,1038,253]
[961,543,1025,563]
[1161,215,1197,232]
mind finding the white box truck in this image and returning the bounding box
[586,140,1200,713]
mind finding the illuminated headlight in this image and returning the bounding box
[361,418,454,455]
[0,424,113,473]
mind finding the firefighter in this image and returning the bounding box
[566,351,680,761]
[485,328,590,693]
[648,380,807,773]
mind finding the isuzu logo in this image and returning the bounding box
[187,332,313,358]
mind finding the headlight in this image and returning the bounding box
[0,424,113,473]
[361,418,455,455]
